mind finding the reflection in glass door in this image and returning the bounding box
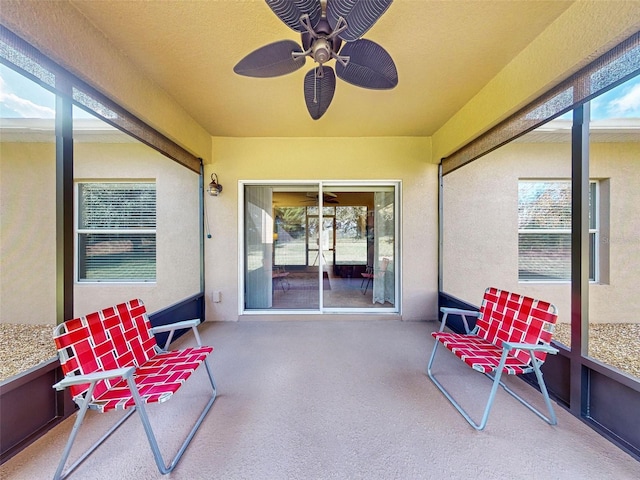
[245,184,321,310]
[323,187,395,309]
[243,183,397,312]
[307,211,335,268]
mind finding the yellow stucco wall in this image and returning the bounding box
[0,138,201,325]
[73,141,202,317]
[432,1,640,161]
[205,136,439,321]
[442,139,640,325]
[0,142,57,325]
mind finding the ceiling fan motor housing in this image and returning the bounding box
[302,17,342,64]
[312,38,331,64]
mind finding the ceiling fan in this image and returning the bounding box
[234,0,398,120]
[304,191,339,204]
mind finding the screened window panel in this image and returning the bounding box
[519,233,596,281]
[442,31,640,175]
[78,183,156,229]
[589,182,597,230]
[519,233,571,281]
[518,182,572,230]
[518,181,597,281]
[77,183,156,282]
[78,233,156,281]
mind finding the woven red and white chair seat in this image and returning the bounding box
[431,332,534,375]
[86,347,213,412]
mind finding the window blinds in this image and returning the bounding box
[77,183,156,281]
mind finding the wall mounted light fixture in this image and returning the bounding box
[208,173,223,196]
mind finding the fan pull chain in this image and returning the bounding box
[314,67,318,104]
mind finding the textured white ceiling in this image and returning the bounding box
[68,0,574,137]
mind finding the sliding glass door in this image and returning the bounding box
[322,186,396,310]
[242,182,398,313]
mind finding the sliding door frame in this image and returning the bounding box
[238,180,401,315]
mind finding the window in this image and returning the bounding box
[77,182,156,282]
[518,180,598,282]
[273,205,369,268]
[334,206,368,266]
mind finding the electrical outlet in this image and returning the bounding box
[212,290,221,303]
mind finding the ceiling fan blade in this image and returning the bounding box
[335,39,398,89]
[234,40,306,77]
[327,0,393,42]
[304,67,336,120]
[266,0,322,33]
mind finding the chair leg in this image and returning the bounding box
[54,383,136,480]
[55,362,217,479]
[127,360,217,475]
[54,385,94,480]
[428,341,557,430]
[427,341,504,430]
[427,342,481,430]
[361,278,372,295]
[492,355,557,426]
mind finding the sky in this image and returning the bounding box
[1,62,640,122]
[0,64,55,118]
[591,78,640,119]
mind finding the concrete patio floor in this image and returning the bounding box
[2,319,639,479]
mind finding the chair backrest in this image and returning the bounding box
[476,287,558,365]
[53,299,157,402]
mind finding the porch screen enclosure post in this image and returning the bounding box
[570,103,590,416]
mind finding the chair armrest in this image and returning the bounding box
[439,307,480,317]
[150,318,201,335]
[503,342,559,355]
[150,318,205,350]
[438,307,480,333]
[53,366,135,391]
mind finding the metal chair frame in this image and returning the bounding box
[427,290,558,431]
[52,302,217,479]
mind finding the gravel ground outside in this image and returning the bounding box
[0,322,639,382]
[1,324,57,382]
[553,322,640,378]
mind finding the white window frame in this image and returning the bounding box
[75,181,157,283]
